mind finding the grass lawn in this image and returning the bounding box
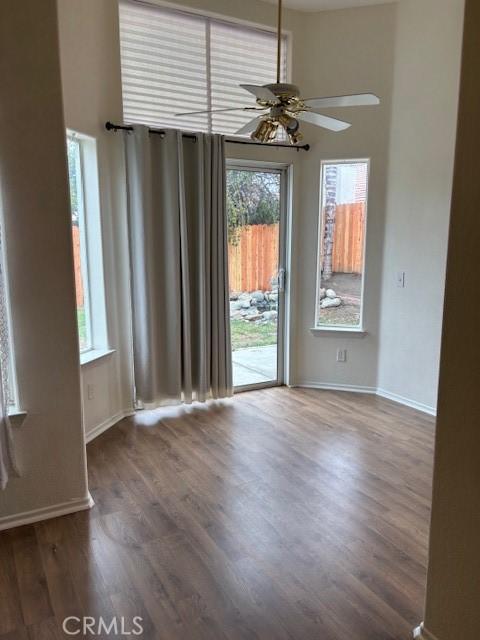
[77,306,88,350]
[231,318,277,351]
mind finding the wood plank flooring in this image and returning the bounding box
[0,388,435,639]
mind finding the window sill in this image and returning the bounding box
[310,327,368,338]
[80,348,116,366]
[8,409,27,428]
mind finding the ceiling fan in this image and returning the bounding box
[175,0,380,145]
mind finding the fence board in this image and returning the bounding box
[331,203,365,274]
[72,225,84,306]
[228,224,279,292]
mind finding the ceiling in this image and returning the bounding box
[263,0,397,11]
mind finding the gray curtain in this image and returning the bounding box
[124,126,232,407]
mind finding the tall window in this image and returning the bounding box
[0,216,16,408]
[315,160,369,329]
[119,0,288,135]
[66,133,107,356]
[67,136,91,352]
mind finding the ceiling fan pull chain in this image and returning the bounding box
[277,0,282,84]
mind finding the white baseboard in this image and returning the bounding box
[376,388,437,416]
[0,408,133,531]
[291,381,377,394]
[413,623,438,640]
[0,492,94,531]
[291,382,437,416]
[85,409,135,444]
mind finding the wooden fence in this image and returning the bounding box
[227,204,365,293]
[329,203,366,274]
[228,224,279,293]
[72,225,84,307]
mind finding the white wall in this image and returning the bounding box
[56,0,396,425]
[0,0,88,526]
[57,0,134,440]
[54,0,465,439]
[377,0,464,412]
[290,4,396,390]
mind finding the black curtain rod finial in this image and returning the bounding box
[105,121,310,151]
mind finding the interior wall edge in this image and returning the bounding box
[375,387,437,416]
[290,382,376,394]
[85,409,136,443]
[291,382,436,416]
[0,0,88,519]
[56,0,135,439]
[0,492,94,532]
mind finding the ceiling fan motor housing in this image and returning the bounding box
[255,83,301,107]
[265,83,300,99]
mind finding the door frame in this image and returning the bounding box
[226,159,292,392]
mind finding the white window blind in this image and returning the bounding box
[119,1,288,136]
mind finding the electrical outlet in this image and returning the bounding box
[396,271,406,288]
[87,384,95,400]
[336,349,347,363]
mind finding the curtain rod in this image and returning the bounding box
[105,122,310,152]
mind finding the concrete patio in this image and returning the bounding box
[232,344,277,387]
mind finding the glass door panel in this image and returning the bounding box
[227,166,286,389]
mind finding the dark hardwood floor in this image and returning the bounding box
[0,388,435,639]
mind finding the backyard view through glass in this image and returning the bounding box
[67,137,91,352]
[316,160,368,328]
[227,168,281,387]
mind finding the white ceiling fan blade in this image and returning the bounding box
[240,84,278,103]
[234,116,264,136]
[175,107,252,117]
[298,111,351,132]
[304,93,380,109]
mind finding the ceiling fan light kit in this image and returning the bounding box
[251,118,279,143]
[175,0,381,145]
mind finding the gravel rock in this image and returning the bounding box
[321,297,342,309]
[262,310,278,320]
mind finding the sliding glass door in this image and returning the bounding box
[226,164,287,390]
